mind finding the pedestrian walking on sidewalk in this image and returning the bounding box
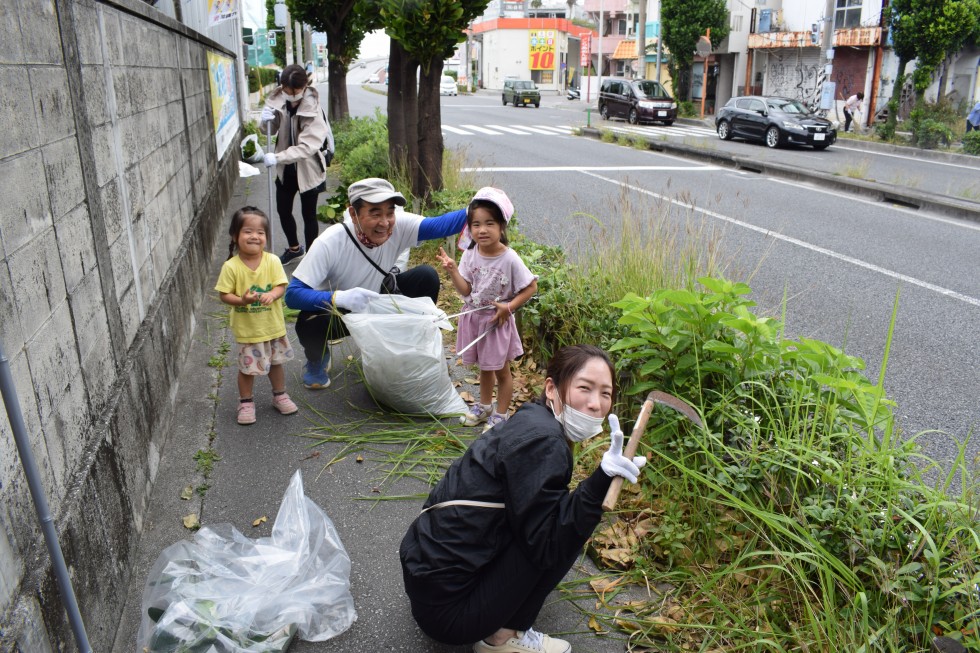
[966,100,980,133]
[435,187,538,432]
[843,92,864,133]
[400,344,647,653]
[283,178,467,389]
[215,207,299,425]
[260,63,332,265]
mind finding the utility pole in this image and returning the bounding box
[636,0,646,79]
[597,0,604,95]
[819,0,836,112]
[284,6,294,65]
[655,0,662,83]
[295,20,304,66]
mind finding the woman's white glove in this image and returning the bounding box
[600,414,647,483]
[260,106,276,123]
[263,153,277,167]
[332,287,380,312]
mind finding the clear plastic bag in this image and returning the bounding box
[343,294,467,416]
[240,133,265,164]
[136,471,356,653]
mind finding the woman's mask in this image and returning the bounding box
[283,91,302,102]
[551,399,605,442]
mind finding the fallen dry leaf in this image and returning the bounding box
[252,515,267,527]
[356,454,364,463]
[464,377,479,385]
[460,391,476,403]
[182,513,200,529]
[179,485,194,501]
[587,615,607,634]
[302,451,320,461]
[589,576,623,600]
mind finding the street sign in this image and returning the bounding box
[695,35,712,57]
[580,36,591,68]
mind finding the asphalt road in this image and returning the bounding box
[343,83,980,483]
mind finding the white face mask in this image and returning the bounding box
[551,399,605,442]
[283,91,302,102]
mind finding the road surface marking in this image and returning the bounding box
[459,124,504,135]
[462,165,721,172]
[582,170,980,308]
[484,124,535,135]
[441,125,473,135]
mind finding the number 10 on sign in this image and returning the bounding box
[530,51,554,69]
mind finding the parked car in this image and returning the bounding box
[502,79,540,107]
[440,75,458,96]
[715,96,837,150]
[368,73,380,84]
[598,77,676,125]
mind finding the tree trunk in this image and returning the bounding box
[937,54,951,102]
[415,60,445,199]
[387,41,419,184]
[886,56,908,131]
[325,28,349,122]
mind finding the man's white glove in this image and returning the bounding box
[600,414,647,483]
[332,287,380,313]
[263,153,277,167]
[260,106,276,124]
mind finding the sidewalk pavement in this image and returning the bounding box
[110,151,632,653]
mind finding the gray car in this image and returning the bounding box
[502,79,541,108]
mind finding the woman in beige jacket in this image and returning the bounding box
[260,63,332,264]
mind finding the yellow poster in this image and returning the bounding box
[528,30,556,71]
[207,51,240,159]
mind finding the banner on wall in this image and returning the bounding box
[529,30,556,70]
[208,0,238,27]
[207,51,240,159]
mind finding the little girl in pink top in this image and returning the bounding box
[436,187,538,432]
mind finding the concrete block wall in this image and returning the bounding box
[0,0,239,649]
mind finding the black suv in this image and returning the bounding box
[502,79,541,108]
[599,78,677,125]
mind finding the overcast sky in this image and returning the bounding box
[242,0,390,59]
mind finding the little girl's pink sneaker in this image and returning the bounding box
[272,393,298,415]
[237,401,256,425]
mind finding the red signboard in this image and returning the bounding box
[580,35,591,67]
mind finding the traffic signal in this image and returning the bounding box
[243,27,254,45]
[268,31,277,46]
[810,23,819,45]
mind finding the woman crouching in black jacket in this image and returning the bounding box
[399,344,647,653]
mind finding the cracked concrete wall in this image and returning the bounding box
[0,0,240,649]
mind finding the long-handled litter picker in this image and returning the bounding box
[602,391,704,511]
[266,121,275,253]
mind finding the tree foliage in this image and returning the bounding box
[888,0,980,94]
[288,0,380,121]
[660,0,729,101]
[379,0,487,198]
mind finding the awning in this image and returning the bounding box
[611,39,638,60]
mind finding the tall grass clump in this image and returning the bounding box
[513,190,729,363]
[595,278,980,652]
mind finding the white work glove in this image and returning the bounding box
[263,152,277,167]
[600,414,647,483]
[260,106,276,123]
[332,287,380,313]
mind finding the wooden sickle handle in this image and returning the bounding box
[601,395,654,511]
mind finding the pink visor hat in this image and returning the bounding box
[458,187,515,249]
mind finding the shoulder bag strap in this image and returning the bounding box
[420,499,505,514]
[342,224,389,277]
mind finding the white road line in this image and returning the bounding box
[484,124,534,135]
[532,125,575,133]
[460,124,504,135]
[581,170,980,308]
[441,125,473,135]
[834,144,980,171]
[508,125,561,134]
[768,177,980,233]
[462,165,720,172]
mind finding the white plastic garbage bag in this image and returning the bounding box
[137,471,356,653]
[240,133,265,164]
[343,294,467,416]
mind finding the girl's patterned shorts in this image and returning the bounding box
[237,336,295,375]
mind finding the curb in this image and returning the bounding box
[580,127,980,224]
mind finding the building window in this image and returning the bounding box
[731,14,743,32]
[617,19,627,35]
[835,0,862,29]
[616,60,626,75]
